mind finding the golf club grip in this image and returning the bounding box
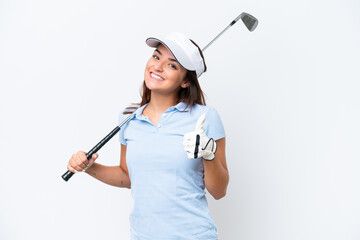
[61,125,121,182]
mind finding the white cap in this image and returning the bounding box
[146,32,205,77]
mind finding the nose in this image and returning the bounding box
[154,60,164,72]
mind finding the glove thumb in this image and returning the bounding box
[195,114,206,133]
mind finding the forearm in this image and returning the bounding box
[203,157,229,199]
[85,162,131,188]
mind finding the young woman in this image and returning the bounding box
[67,32,229,239]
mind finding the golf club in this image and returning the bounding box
[61,12,258,182]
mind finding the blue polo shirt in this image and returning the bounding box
[118,102,225,240]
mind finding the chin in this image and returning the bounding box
[144,78,155,90]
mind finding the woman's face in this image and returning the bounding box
[144,44,188,95]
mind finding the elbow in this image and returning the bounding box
[213,190,227,200]
[209,179,229,200]
[214,178,229,200]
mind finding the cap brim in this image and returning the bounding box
[146,38,162,48]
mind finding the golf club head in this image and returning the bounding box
[240,12,258,32]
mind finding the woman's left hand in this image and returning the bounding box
[183,114,217,160]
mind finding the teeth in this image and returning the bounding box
[151,73,164,80]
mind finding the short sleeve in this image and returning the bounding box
[118,112,130,145]
[204,107,225,141]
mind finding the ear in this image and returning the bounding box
[181,81,190,88]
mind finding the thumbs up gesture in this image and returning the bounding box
[183,114,217,160]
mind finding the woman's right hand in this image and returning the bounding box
[67,151,98,173]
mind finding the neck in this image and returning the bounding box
[146,92,179,115]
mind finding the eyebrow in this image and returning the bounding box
[155,48,178,63]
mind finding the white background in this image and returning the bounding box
[1,0,360,239]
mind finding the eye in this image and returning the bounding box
[169,63,177,70]
[152,54,159,60]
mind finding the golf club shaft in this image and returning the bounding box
[202,13,243,52]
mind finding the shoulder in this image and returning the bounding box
[191,104,220,117]
[118,112,133,124]
[190,104,224,128]
[118,103,142,123]
[191,104,225,140]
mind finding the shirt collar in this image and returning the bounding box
[135,102,190,119]
[172,102,190,112]
[134,103,148,120]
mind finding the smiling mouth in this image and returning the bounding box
[150,72,164,81]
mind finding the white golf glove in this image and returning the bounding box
[183,114,217,160]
